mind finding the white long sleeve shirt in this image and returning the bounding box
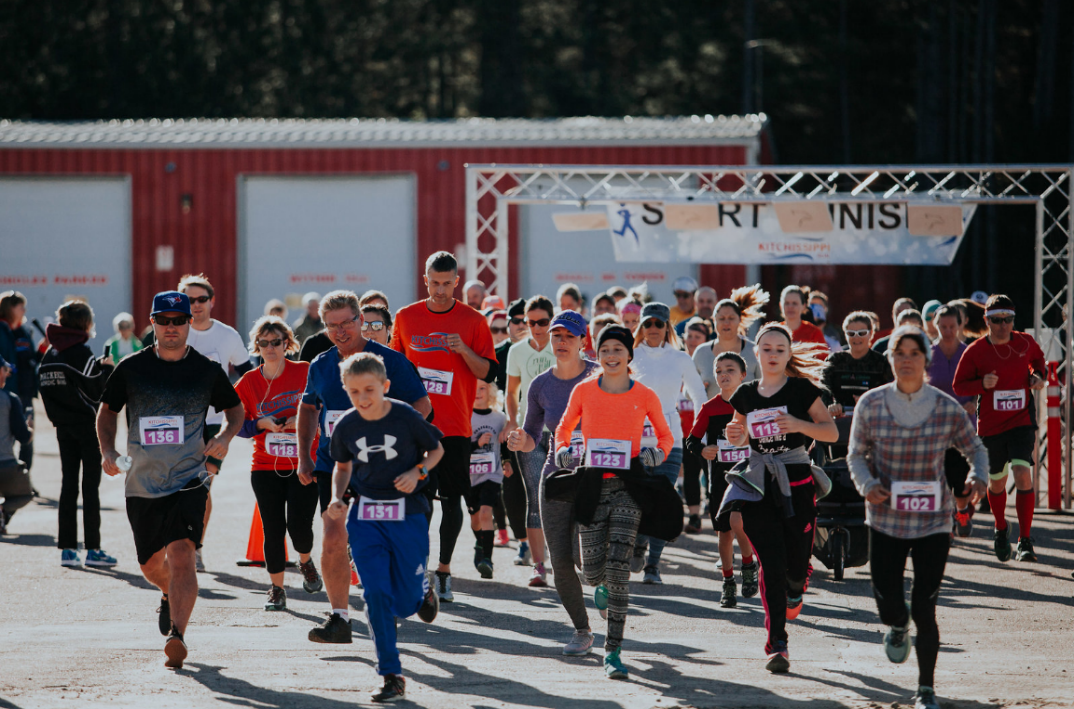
[632,342,708,448]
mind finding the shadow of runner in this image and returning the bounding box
[180,663,368,709]
[0,533,55,547]
[815,669,1003,709]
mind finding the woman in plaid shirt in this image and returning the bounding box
[848,326,987,709]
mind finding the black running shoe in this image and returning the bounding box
[308,613,353,644]
[1016,536,1037,562]
[720,578,737,608]
[765,641,790,673]
[741,561,759,598]
[417,577,439,623]
[164,630,187,669]
[993,525,1012,562]
[264,584,287,611]
[371,674,405,703]
[158,595,172,636]
[300,559,323,593]
[473,542,484,570]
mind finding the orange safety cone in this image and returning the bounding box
[236,503,293,567]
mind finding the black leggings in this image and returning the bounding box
[250,470,319,574]
[499,451,528,539]
[869,529,950,688]
[682,451,703,507]
[57,424,102,550]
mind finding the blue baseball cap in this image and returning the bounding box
[549,310,588,337]
[151,291,192,317]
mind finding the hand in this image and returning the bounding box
[101,355,115,367]
[963,478,987,504]
[640,447,665,468]
[506,428,526,452]
[204,434,231,461]
[982,371,999,390]
[257,417,282,432]
[394,469,421,494]
[497,427,510,444]
[865,485,891,505]
[298,456,315,486]
[502,460,514,478]
[1029,373,1046,391]
[827,403,843,418]
[962,400,976,416]
[102,449,122,477]
[326,498,347,520]
[444,333,472,356]
[555,446,573,468]
[773,413,805,435]
[724,422,746,446]
[283,415,298,431]
[478,432,492,447]
[700,445,720,461]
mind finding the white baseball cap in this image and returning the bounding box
[672,276,698,293]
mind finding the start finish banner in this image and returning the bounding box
[602,200,977,265]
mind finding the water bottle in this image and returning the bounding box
[116,455,132,473]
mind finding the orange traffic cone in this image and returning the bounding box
[236,503,292,567]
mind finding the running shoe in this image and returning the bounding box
[765,641,790,673]
[194,550,206,573]
[604,647,629,680]
[300,558,323,593]
[629,541,648,574]
[720,578,737,608]
[265,584,287,611]
[473,541,483,568]
[993,525,1012,562]
[684,514,703,534]
[786,595,804,621]
[954,507,973,538]
[417,577,440,623]
[85,549,118,568]
[495,529,510,547]
[594,584,609,619]
[1016,536,1037,562]
[562,629,594,656]
[642,565,662,585]
[371,674,406,703]
[529,562,548,588]
[740,561,759,598]
[60,549,82,567]
[308,613,353,644]
[476,557,494,579]
[164,630,187,669]
[913,686,940,709]
[435,571,454,603]
[884,621,911,664]
[158,595,172,636]
[513,541,531,566]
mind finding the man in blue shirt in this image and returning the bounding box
[297,290,430,644]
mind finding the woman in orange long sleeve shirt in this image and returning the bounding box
[553,325,672,680]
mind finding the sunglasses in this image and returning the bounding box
[187,295,211,304]
[642,318,666,329]
[510,317,525,326]
[528,318,551,328]
[989,316,1014,325]
[844,329,871,338]
[361,321,386,332]
[673,291,692,298]
[491,326,508,335]
[153,315,189,327]
[257,337,284,349]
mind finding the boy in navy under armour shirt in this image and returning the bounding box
[328,352,444,703]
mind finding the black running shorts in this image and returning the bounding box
[125,479,208,565]
[465,479,502,516]
[982,425,1036,477]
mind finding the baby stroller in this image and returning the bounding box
[812,416,868,581]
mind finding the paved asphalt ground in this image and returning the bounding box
[2,402,1073,709]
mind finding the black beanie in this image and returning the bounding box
[596,325,634,361]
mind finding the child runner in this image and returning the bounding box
[469,380,508,578]
[684,351,758,608]
[327,352,443,703]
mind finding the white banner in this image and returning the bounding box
[603,200,976,265]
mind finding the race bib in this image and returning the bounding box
[469,450,496,477]
[357,497,405,522]
[139,416,184,446]
[716,439,750,464]
[640,419,658,447]
[890,481,942,513]
[677,396,694,413]
[324,410,346,437]
[746,407,788,439]
[418,367,454,396]
[265,432,298,458]
[993,389,1026,412]
[586,438,631,470]
[569,431,585,459]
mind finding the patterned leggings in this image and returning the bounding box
[579,477,642,651]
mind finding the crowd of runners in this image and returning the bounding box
[0,258,1052,709]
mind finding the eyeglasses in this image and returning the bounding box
[528,318,551,328]
[673,291,693,298]
[844,329,871,338]
[510,317,525,326]
[361,321,386,332]
[989,316,1014,325]
[326,317,359,332]
[188,295,211,304]
[153,315,189,327]
[642,318,666,329]
[490,326,508,334]
[257,337,284,349]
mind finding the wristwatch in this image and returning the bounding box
[416,463,428,480]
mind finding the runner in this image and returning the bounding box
[463,280,487,310]
[675,286,717,339]
[468,380,507,578]
[556,283,584,315]
[928,304,978,537]
[506,295,557,587]
[554,324,675,679]
[682,318,710,356]
[587,313,621,359]
[630,302,707,584]
[873,309,924,353]
[38,300,117,568]
[718,322,837,673]
[292,292,323,347]
[0,291,41,473]
[779,285,828,353]
[921,300,943,341]
[97,291,244,669]
[617,299,642,333]
[103,312,144,361]
[848,326,987,709]
[874,297,918,343]
[669,276,698,326]
[178,273,253,572]
[390,251,498,602]
[494,298,530,552]
[592,292,617,317]
[298,290,430,642]
[684,351,758,608]
[359,303,392,347]
[507,310,599,654]
[0,355,33,535]
[953,294,1046,562]
[822,311,893,455]
[694,285,767,397]
[808,291,843,352]
[327,352,442,703]
[235,316,322,611]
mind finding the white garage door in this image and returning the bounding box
[0,177,131,353]
[520,204,698,308]
[239,175,416,336]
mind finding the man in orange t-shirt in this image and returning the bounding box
[391,251,498,602]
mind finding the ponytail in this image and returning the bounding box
[755,322,829,390]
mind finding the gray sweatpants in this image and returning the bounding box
[539,474,588,631]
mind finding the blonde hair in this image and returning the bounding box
[319,290,360,321]
[632,319,682,350]
[755,323,828,389]
[178,273,214,298]
[716,284,770,334]
[340,351,387,382]
[248,315,299,355]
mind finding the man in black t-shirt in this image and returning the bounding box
[96,291,243,670]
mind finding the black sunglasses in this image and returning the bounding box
[989,316,1014,325]
[361,321,386,332]
[490,326,508,334]
[257,337,284,349]
[153,315,189,327]
[510,317,525,326]
[642,318,666,329]
[528,318,551,328]
[187,295,211,304]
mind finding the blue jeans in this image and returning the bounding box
[637,447,683,567]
